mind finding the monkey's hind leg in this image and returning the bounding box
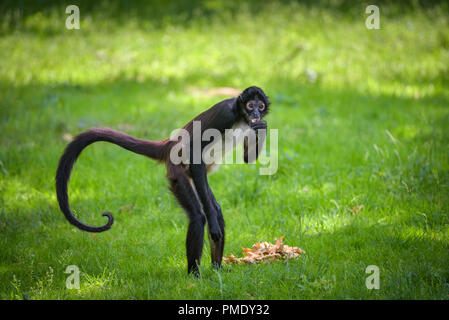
[208,194,225,269]
[167,164,205,276]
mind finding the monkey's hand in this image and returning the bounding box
[244,120,267,164]
[209,223,223,242]
[250,120,267,132]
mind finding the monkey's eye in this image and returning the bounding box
[258,104,265,111]
[246,103,254,111]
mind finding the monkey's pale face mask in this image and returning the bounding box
[244,99,266,124]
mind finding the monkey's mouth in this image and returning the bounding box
[250,118,260,124]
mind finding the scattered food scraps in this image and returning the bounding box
[223,236,305,265]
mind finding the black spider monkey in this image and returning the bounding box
[56,86,270,275]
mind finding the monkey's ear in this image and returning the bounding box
[263,95,271,108]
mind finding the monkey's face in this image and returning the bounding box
[244,99,267,125]
[238,86,270,125]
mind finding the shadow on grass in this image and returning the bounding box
[3,1,447,21]
[1,0,448,36]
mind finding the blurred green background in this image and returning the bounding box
[0,0,448,299]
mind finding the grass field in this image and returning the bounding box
[0,0,448,299]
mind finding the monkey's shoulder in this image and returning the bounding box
[193,98,238,131]
[214,97,237,108]
[210,98,237,116]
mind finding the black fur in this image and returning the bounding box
[55,87,270,274]
[238,86,270,115]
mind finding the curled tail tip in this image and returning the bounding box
[100,212,114,230]
[77,212,114,233]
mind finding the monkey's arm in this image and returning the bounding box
[244,120,267,163]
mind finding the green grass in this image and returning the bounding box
[0,0,448,299]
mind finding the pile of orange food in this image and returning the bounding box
[223,236,305,264]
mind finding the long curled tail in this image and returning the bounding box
[56,128,168,232]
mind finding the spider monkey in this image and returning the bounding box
[56,86,270,275]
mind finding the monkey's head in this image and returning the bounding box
[237,86,270,125]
